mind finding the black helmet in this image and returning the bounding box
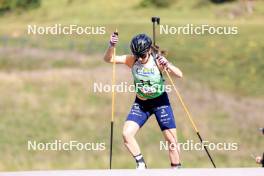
[130,34,152,57]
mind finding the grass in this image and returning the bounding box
[0,0,263,96]
[0,0,263,171]
[0,68,262,170]
[0,54,102,71]
[0,22,263,96]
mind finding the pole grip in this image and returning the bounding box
[151,17,160,47]
[153,23,156,46]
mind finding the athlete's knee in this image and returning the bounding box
[166,135,176,143]
[164,131,178,150]
[122,129,135,143]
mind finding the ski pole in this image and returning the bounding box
[151,17,160,46]
[151,16,216,168]
[110,30,118,169]
[165,69,216,168]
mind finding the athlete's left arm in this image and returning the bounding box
[166,63,183,78]
[157,56,183,78]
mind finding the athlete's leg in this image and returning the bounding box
[163,128,181,166]
[122,121,141,156]
[123,102,150,169]
[154,104,181,167]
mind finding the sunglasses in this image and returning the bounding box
[136,53,148,59]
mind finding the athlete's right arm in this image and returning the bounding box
[104,45,125,64]
[104,32,135,67]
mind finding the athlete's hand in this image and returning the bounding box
[157,55,169,68]
[109,32,119,46]
[256,156,262,164]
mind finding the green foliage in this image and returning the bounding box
[0,0,41,13]
[139,0,176,8]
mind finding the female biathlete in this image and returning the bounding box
[104,33,183,169]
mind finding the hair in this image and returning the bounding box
[133,45,168,62]
[151,45,168,57]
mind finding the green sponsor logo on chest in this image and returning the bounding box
[136,67,155,76]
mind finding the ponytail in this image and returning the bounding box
[151,45,168,57]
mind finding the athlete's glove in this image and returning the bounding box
[109,32,119,46]
[256,156,263,164]
[157,55,169,67]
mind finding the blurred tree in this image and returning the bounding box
[211,0,255,13]
[139,0,176,8]
[244,0,254,14]
[0,0,41,14]
[210,0,236,3]
[67,0,74,5]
